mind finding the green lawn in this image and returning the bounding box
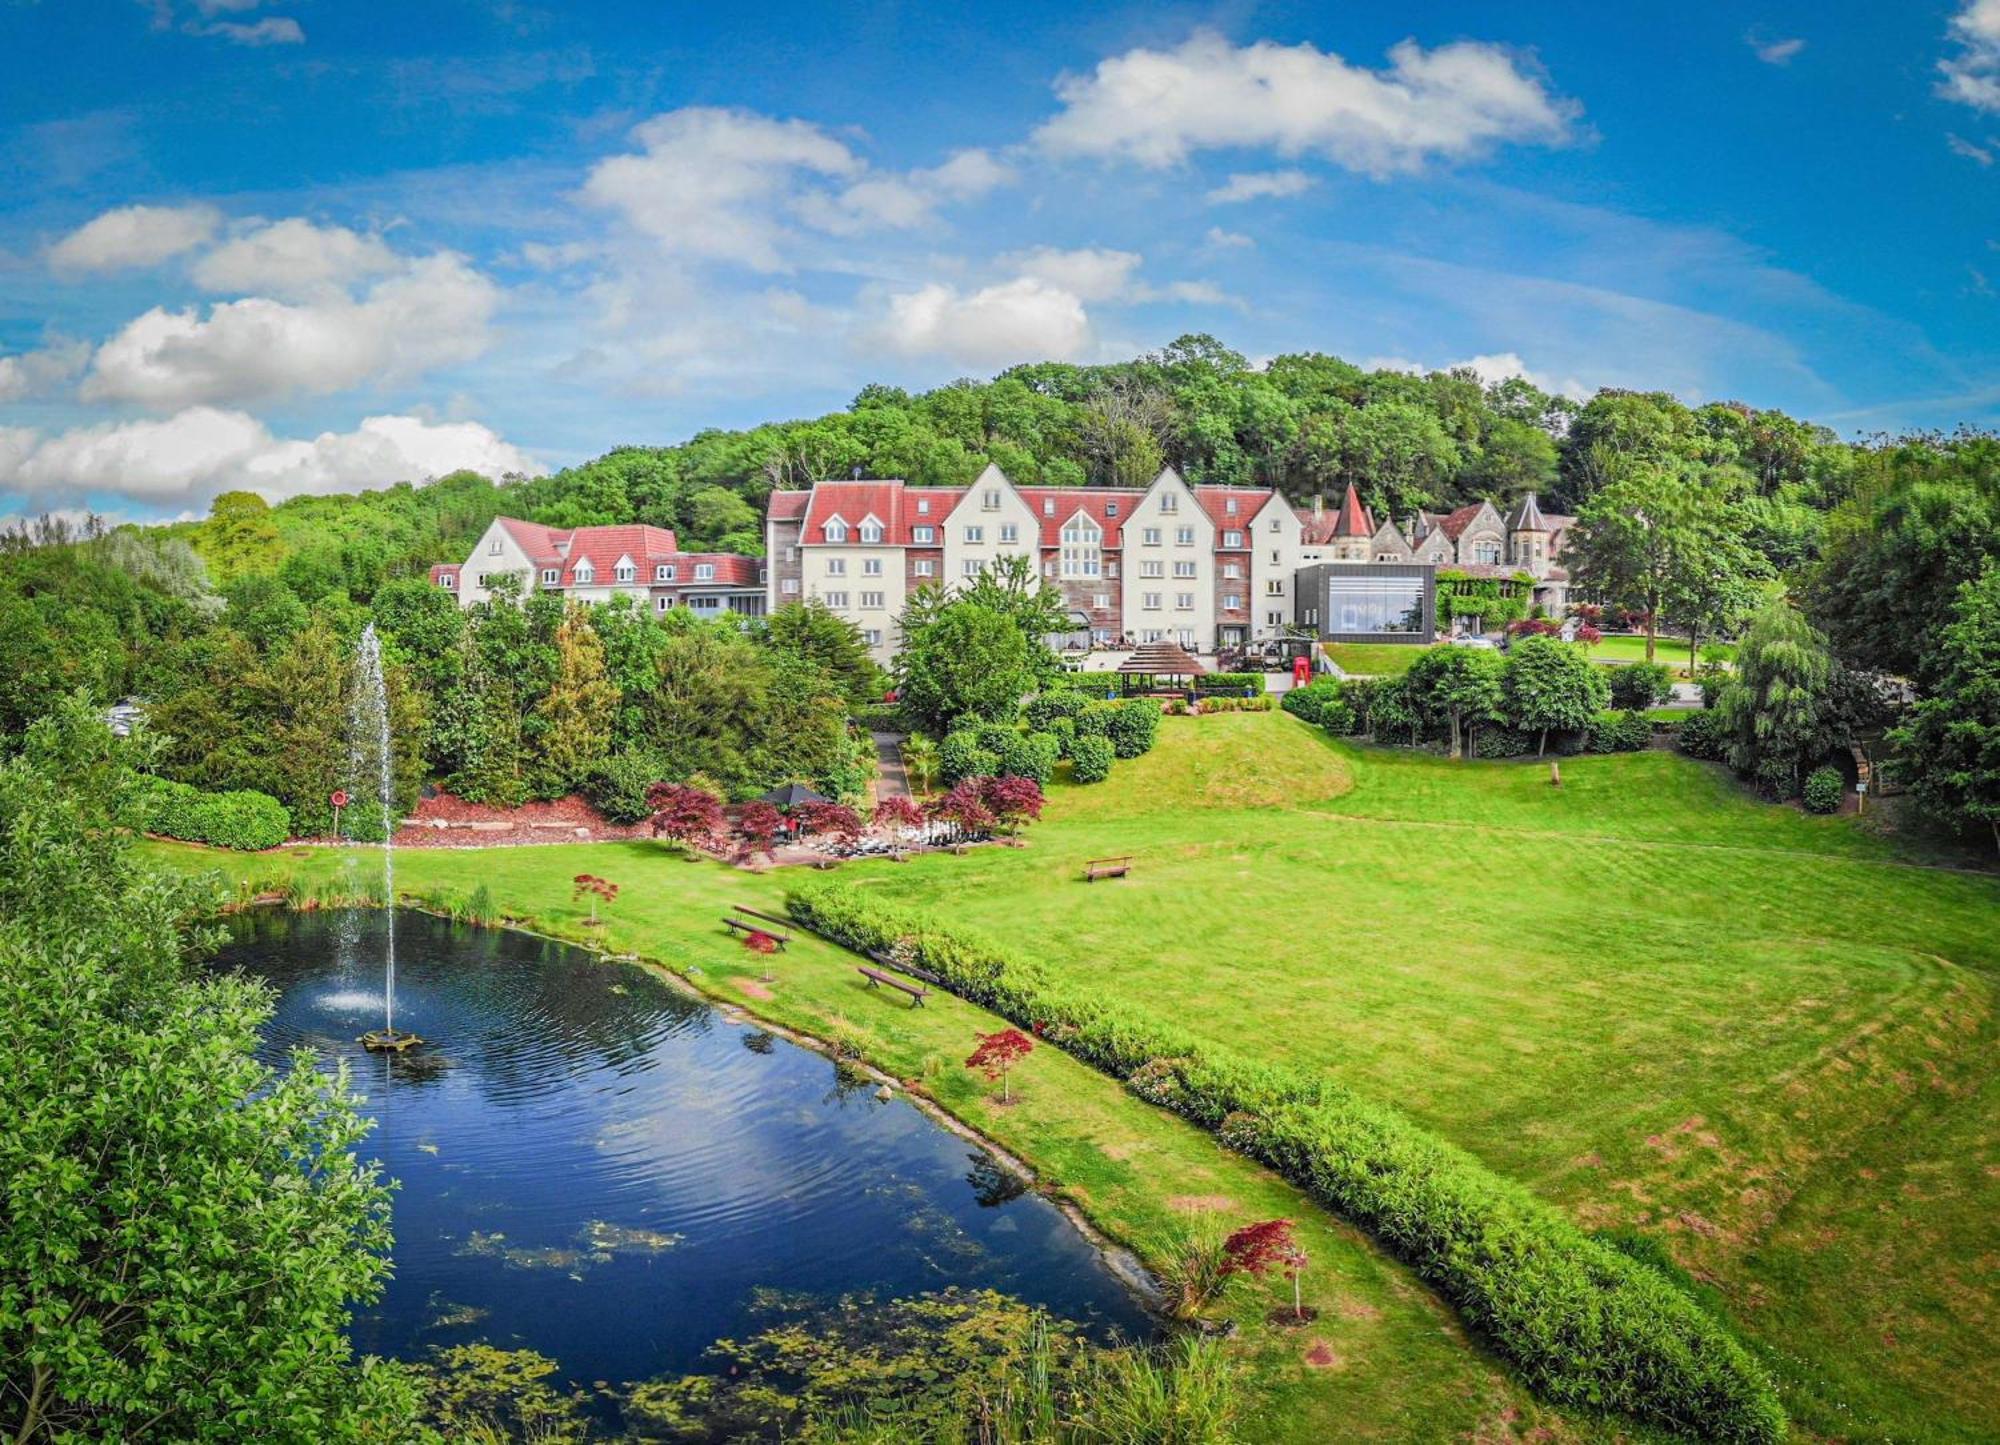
[1584,633,1732,675]
[830,716,1998,1442]
[149,714,2000,1441]
[1319,641,1431,676]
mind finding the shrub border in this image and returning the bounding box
[784,878,1787,1444]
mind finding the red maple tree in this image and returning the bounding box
[978,775,1045,833]
[736,801,787,860]
[647,783,723,852]
[571,873,619,924]
[1222,1218,1309,1320]
[965,1027,1035,1103]
[871,794,925,833]
[794,801,863,844]
[928,779,994,839]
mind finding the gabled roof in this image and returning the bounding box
[1436,503,1494,540]
[1019,487,1144,546]
[802,480,908,543]
[557,524,681,585]
[498,517,566,560]
[901,488,961,540]
[766,490,811,522]
[663,554,763,587]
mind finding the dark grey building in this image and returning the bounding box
[1294,562,1436,644]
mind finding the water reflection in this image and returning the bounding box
[213,909,1149,1398]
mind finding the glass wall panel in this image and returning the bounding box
[1325,574,1426,635]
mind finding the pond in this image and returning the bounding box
[214,909,1150,1410]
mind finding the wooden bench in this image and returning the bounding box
[857,965,927,1006]
[866,949,942,986]
[1083,856,1133,882]
[723,916,789,949]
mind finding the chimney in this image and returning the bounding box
[1313,494,1324,518]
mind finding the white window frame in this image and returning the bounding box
[695,563,715,580]
[863,558,883,576]
[825,590,849,608]
[541,568,560,585]
[781,578,800,594]
[913,525,935,544]
[1142,527,1162,546]
[827,557,846,576]
[914,559,935,577]
[1224,530,1244,547]
[860,590,885,609]
[964,525,984,544]
[823,518,848,543]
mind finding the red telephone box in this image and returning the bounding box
[1292,654,1312,687]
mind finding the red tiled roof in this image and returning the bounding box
[430,562,459,583]
[662,554,763,587]
[1019,487,1144,547]
[556,524,681,585]
[498,517,566,559]
[1331,484,1374,538]
[1437,504,1486,540]
[801,480,910,544]
[766,490,811,521]
[1192,486,1271,538]
[901,488,962,541]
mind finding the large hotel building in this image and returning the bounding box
[763,464,1572,665]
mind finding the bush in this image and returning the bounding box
[1697,665,1731,710]
[1045,715,1077,757]
[783,880,1788,1445]
[586,749,671,824]
[1192,694,1274,713]
[1281,679,1346,727]
[996,731,1060,786]
[1067,734,1114,783]
[848,700,907,731]
[1803,765,1845,814]
[1585,710,1652,753]
[1608,662,1675,710]
[938,731,999,786]
[1674,709,1730,762]
[140,777,290,850]
[1073,704,1115,739]
[973,722,1018,755]
[1105,701,1161,759]
[1023,689,1087,731]
[1472,727,1534,758]
[1192,672,1265,694]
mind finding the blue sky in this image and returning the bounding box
[1,0,1996,522]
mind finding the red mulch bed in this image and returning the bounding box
[390,791,656,848]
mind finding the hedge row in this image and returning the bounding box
[139,777,291,850]
[1191,672,1266,693]
[785,879,1787,1444]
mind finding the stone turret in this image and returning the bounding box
[1329,483,1373,562]
[1506,492,1549,572]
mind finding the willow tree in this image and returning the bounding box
[1717,597,1832,798]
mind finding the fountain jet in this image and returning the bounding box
[353,623,423,1053]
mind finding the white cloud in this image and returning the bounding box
[48,203,222,272]
[190,218,403,298]
[1001,246,1143,302]
[877,277,1093,366]
[1034,31,1575,176]
[0,339,91,402]
[0,407,538,508]
[1205,169,1315,204]
[1203,226,1254,249]
[191,16,303,45]
[1940,0,2000,111]
[1948,132,1996,165]
[83,252,500,408]
[916,148,1015,199]
[581,107,861,272]
[1747,34,1806,66]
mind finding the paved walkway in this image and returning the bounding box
[871,731,910,801]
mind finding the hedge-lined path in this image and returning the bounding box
[870,730,910,802]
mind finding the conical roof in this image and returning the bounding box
[1117,640,1206,676]
[1331,483,1373,538]
[1505,492,1547,531]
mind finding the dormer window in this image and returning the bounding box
[1224,530,1243,547]
[695,563,714,580]
[859,517,883,544]
[573,564,594,583]
[823,518,848,543]
[615,563,635,582]
[541,568,560,585]
[917,499,930,515]
[1043,498,1055,516]
[1105,501,1119,517]
[659,563,677,581]
[912,525,935,544]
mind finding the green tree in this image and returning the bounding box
[530,608,617,798]
[761,599,879,704]
[895,602,1034,737]
[0,702,416,1442]
[1890,568,2000,853]
[1717,597,1833,798]
[1502,637,1609,755]
[1406,646,1505,759]
[1566,462,1722,663]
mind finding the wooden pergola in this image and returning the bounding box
[1117,639,1206,693]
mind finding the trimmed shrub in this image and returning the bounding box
[1472,727,1535,759]
[848,700,907,731]
[1674,709,1730,762]
[586,749,672,824]
[1281,679,1345,727]
[974,722,1018,756]
[1068,734,1114,784]
[938,732,998,786]
[1024,689,1088,731]
[1803,765,1845,815]
[784,880,1787,1445]
[1608,662,1675,710]
[1586,710,1652,753]
[1073,704,1115,740]
[1045,716,1077,757]
[140,777,290,850]
[1193,694,1274,713]
[1105,701,1160,759]
[997,731,1060,786]
[1192,672,1265,694]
